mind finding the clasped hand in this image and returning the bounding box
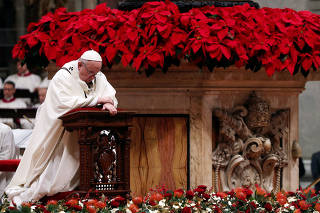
[97,97,117,116]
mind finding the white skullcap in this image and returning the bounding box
[80,50,102,62]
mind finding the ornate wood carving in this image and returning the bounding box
[212,92,289,193]
[59,110,134,197]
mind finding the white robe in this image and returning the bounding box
[0,123,17,197]
[0,99,33,129]
[5,60,117,204]
[5,73,41,92]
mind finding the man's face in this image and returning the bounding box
[78,60,102,83]
[17,61,28,74]
[3,83,15,99]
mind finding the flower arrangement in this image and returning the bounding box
[1,185,320,213]
[13,1,320,76]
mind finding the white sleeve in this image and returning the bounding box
[48,71,97,115]
[0,124,17,160]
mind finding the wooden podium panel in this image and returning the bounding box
[60,110,134,197]
[130,116,188,196]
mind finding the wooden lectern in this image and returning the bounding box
[59,109,134,197]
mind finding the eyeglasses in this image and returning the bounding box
[82,62,98,77]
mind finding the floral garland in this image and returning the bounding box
[13,1,320,76]
[1,185,320,213]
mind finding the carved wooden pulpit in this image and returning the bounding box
[59,109,134,197]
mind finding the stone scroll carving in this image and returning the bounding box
[212,92,289,193]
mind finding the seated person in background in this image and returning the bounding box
[0,81,26,108]
[33,88,48,108]
[5,60,41,93]
[0,123,17,197]
[312,151,320,193]
[0,81,33,129]
[33,77,50,109]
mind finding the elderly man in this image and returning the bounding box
[5,50,117,205]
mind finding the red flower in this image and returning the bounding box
[249,201,257,208]
[182,207,192,213]
[203,193,211,200]
[132,196,143,206]
[174,189,184,198]
[86,205,96,213]
[276,192,287,206]
[186,190,195,199]
[264,203,273,212]
[255,184,266,196]
[86,199,98,206]
[149,200,157,206]
[234,187,247,201]
[216,192,227,199]
[94,201,106,209]
[11,1,320,76]
[164,192,173,199]
[21,202,32,208]
[150,192,163,202]
[65,198,78,207]
[110,200,120,208]
[128,204,139,213]
[298,200,310,210]
[315,202,320,211]
[46,200,58,206]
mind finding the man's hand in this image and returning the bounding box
[102,103,117,116]
[97,96,114,105]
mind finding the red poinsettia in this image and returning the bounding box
[11,1,320,76]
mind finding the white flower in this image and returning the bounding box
[111,208,119,213]
[206,207,213,212]
[287,197,297,203]
[58,211,65,213]
[313,211,319,213]
[213,196,221,202]
[31,206,36,211]
[228,201,232,206]
[289,205,295,210]
[284,203,289,208]
[158,200,166,207]
[173,204,180,209]
[126,209,132,213]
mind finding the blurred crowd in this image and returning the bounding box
[0,60,50,196]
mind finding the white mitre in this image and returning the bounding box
[80,50,102,62]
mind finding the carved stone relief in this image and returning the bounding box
[212,92,289,192]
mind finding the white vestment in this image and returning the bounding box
[0,99,32,129]
[0,123,17,197]
[5,60,117,204]
[5,73,41,92]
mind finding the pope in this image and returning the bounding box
[5,50,118,205]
